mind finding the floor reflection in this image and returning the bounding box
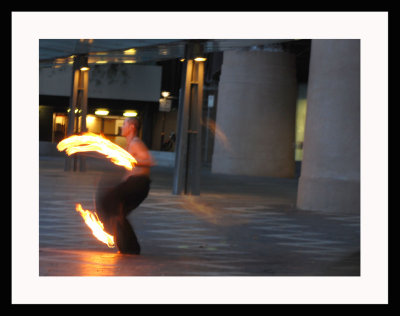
[77,251,121,276]
[39,248,147,276]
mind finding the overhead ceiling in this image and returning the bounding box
[39,39,297,68]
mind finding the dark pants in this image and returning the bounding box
[96,175,150,254]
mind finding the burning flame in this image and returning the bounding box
[57,133,137,170]
[75,203,115,248]
[57,134,133,248]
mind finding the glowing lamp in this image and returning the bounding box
[123,111,138,117]
[161,91,170,98]
[95,109,109,116]
[124,48,136,55]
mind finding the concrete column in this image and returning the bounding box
[296,39,360,214]
[211,50,297,177]
[173,57,204,195]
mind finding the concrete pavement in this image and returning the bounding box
[39,156,360,276]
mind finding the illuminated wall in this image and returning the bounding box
[295,84,308,161]
[85,115,127,148]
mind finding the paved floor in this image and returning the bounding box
[39,156,360,276]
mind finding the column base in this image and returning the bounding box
[211,155,295,178]
[297,175,360,214]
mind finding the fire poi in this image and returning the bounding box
[76,203,115,248]
[57,133,138,248]
[57,132,137,170]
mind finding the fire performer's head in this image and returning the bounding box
[121,117,141,138]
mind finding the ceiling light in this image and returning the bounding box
[159,47,168,56]
[124,48,136,55]
[194,57,207,62]
[123,110,138,117]
[78,54,90,71]
[95,109,109,116]
[161,91,170,98]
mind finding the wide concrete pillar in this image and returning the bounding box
[211,50,297,177]
[297,39,360,214]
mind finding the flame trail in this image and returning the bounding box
[76,203,115,248]
[204,119,232,152]
[57,134,139,248]
[57,133,137,170]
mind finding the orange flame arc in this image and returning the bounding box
[75,203,115,248]
[57,133,137,170]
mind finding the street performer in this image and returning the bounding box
[96,117,155,254]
